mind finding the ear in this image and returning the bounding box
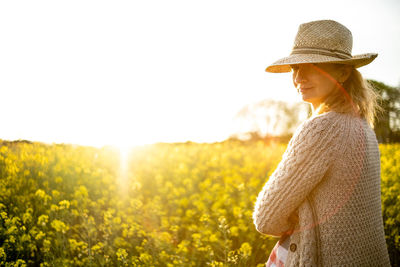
[339,65,353,83]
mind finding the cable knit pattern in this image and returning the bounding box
[253,111,390,266]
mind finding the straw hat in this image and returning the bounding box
[266,20,378,73]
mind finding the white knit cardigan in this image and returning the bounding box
[253,111,390,266]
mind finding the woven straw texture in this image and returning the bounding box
[266,20,377,73]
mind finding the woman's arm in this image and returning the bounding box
[253,113,344,236]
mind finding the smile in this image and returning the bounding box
[299,87,312,93]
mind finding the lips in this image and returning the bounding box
[299,87,312,93]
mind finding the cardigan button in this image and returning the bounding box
[290,243,297,252]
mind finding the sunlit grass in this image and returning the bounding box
[0,141,398,266]
[115,143,135,196]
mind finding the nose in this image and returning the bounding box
[293,67,307,84]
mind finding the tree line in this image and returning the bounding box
[232,79,400,143]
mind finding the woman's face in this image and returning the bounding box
[291,63,349,110]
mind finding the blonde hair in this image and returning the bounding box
[316,66,381,127]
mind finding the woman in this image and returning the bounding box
[253,20,390,266]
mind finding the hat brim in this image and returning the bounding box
[265,53,378,73]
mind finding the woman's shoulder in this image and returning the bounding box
[306,110,352,124]
[291,111,357,146]
[301,111,361,132]
[296,111,345,134]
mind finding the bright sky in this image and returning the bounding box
[1,0,399,147]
